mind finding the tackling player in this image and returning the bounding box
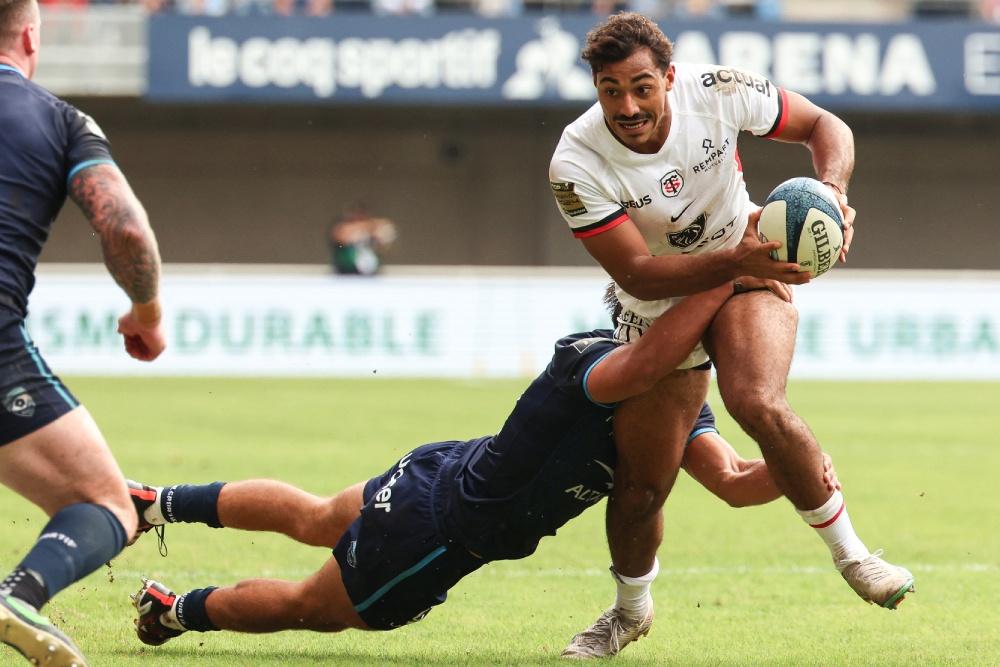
[548,12,912,656]
[0,1,166,665]
[125,278,836,657]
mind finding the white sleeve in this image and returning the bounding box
[696,66,787,138]
[548,152,629,240]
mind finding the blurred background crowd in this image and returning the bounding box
[33,0,1000,22]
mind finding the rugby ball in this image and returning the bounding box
[758,177,844,278]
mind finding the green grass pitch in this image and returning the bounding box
[1,378,997,665]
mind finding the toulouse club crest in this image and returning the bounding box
[659,169,684,198]
[668,213,707,249]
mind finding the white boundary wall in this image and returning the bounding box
[27,265,1000,379]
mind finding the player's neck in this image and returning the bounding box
[0,56,26,77]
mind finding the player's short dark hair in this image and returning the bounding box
[0,0,33,39]
[581,12,674,75]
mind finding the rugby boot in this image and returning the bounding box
[126,480,168,555]
[839,550,915,609]
[560,597,653,659]
[0,594,88,667]
[131,578,185,646]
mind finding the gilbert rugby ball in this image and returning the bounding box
[758,177,844,278]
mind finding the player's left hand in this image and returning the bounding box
[117,301,166,362]
[832,191,855,263]
[822,452,841,492]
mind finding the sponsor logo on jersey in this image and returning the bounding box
[659,169,684,198]
[594,460,615,491]
[372,451,412,513]
[668,213,707,248]
[692,137,732,175]
[77,111,109,140]
[550,180,587,216]
[570,337,606,354]
[564,484,605,503]
[346,540,358,568]
[3,387,35,417]
[619,194,652,210]
[683,215,739,253]
[407,607,433,624]
[670,200,694,223]
[700,68,772,97]
[564,460,614,503]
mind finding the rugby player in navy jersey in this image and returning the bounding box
[0,1,165,664]
[125,278,835,657]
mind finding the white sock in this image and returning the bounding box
[144,487,167,526]
[797,491,870,569]
[161,595,185,631]
[611,557,658,619]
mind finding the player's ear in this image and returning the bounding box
[22,23,39,55]
[663,63,675,91]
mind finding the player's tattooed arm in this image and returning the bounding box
[69,163,161,305]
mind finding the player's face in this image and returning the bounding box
[594,49,674,154]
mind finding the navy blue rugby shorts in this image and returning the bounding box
[0,308,79,446]
[332,440,484,630]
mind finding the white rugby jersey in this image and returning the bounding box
[549,62,788,365]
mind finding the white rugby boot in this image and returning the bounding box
[839,550,915,609]
[560,597,653,659]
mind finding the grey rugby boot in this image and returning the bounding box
[839,550,915,609]
[0,595,88,667]
[561,599,653,659]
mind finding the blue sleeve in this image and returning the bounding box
[687,402,719,444]
[548,331,620,408]
[61,102,115,184]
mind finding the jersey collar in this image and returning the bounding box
[0,64,26,78]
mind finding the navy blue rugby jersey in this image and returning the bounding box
[436,330,717,561]
[0,65,114,316]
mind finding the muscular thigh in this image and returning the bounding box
[0,407,127,517]
[705,290,798,397]
[613,369,710,486]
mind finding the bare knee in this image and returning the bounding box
[284,581,351,632]
[725,391,795,442]
[611,474,671,520]
[96,484,139,538]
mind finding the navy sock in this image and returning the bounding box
[12,503,126,608]
[175,587,220,632]
[161,482,226,528]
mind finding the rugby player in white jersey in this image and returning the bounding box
[549,13,914,658]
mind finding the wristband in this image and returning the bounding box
[822,181,847,199]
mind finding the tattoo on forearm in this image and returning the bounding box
[69,165,160,304]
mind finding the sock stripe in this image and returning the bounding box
[809,502,845,529]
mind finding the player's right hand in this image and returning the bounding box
[118,301,166,362]
[733,209,811,285]
[822,453,841,492]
